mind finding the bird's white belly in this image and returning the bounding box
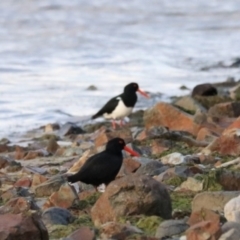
[103,100,133,120]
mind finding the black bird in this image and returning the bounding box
[91,82,149,129]
[67,138,139,187]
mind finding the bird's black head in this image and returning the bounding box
[124,82,139,93]
[106,138,140,157]
[106,137,126,152]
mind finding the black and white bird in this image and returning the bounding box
[91,82,149,129]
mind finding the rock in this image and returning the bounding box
[224,195,240,222]
[43,183,78,209]
[144,102,200,136]
[100,222,142,240]
[161,152,185,165]
[1,188,18,203]
[224,116,240,131]
[196,127,218,142]
[91,175,172,227]
[208,101,240,118]
[47,137,59,154]
[34,175,65,197]
[94,127,132,148]
[192,83,218,97]
[44,123,60,133]
[230,84,240,100]
[186,221,221,240]
[174,96,206,113]
[218,170,240,190]
[188,208,220,226]
[155,218,189,238]
[118,157,141,177]
[0,213,49,240]
[179,177,204,192]
[59,122,85,136]
[206,128,240,156]
[219,222,240,240]
[150,139,170,155]
[0,144,8,153]
[15,145,26,160]
[42,207,75,226]
[0,156,10,169]
[24,151,43,160]
[192,191,240,213]
[31,173,47,188]
[0,197,31,214]
[86,85,98,91]
[14,176,31,188]
[67,149,93,174]
[65,227,96,240]
[136,161,164,176]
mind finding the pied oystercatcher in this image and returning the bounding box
[91,82,149,128]
[67,138,139,187]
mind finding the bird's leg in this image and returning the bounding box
[112,120,116,129]
[120,119,124,127]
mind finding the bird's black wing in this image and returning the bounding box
[73,152,122,185]
[91,94,121,119]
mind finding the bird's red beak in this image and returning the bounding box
[123,146,140,157]
[137,89,150,98]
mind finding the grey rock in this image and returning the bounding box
[192,83,218,97]
[59,122,85,136]
[219,221,240,240]
[136,160,164,176]
[42,207,75,226]
[192,191,240,213]
[155,218,189,238]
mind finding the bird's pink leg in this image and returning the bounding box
[112,120,116,129]
[120,119,124,127]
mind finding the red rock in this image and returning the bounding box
[14,176,31,188]
[44,183,78,209]
[224,116,240,131]
[46,137,59,154]
[144,102,201,136]
[1,188,18,203]
[196,127,217,142]
[0,157,9,169]
[94,127,132,148]
[151,139,170,155]
[0,144,8,153]
[135,129,148,141]
[0,213,49,240]
[24,151,42,160]
[188,208,220,226]
[100,222,142,240]
[31,173,47,188]
[186,220,221,240]
[0,197,30,214]
[208,101,240,118]
[65,227,96,240]
[91,175,172,227]
[117,157,141,177]
[55,147,65,156]
[206,128,240,156]
[15,146,26,160]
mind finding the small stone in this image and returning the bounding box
[0,197,31,214]
[59,122,85,136]
[100,222,142,240]
[188,208,220,226]
[31,173,47,188]
[47,137,59,154]
[208,102,240,118]
[0,213,49,240]
[34,175,65,197]
[15,145,26,160]
[136,161,164,176]
[65,227,96,240]
[220,221,240,240]
[86,85,97,91]
[192,83,218,97]
[0,156,10,169]
[45,123,60,133]
[155,218,189,238]
[179,177,204,192]
[14,176,31,188]
[161,152,185,165]
[24,151,43,160]
[224,195,240,222]
[151,139,170,155]
[192,191,240,213]
[42,207,75,226]
[44,183,78,209]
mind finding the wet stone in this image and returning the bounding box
[42,207,75,226]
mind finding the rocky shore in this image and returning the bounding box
[1,80,240,239]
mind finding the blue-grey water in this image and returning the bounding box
[0,0,240,139]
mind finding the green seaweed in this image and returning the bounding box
[164,176,185,187]
[171,192,194,213]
